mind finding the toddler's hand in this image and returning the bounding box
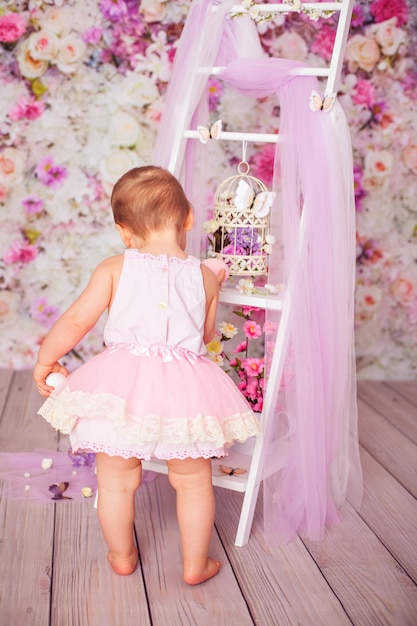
[33,362,69,397]
[201,258,229,285]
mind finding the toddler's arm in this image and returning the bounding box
[201,264,221,344]
[33,255,121,396]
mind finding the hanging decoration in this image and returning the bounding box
[205,160,275,276]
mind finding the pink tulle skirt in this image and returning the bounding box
[38,343,259,460]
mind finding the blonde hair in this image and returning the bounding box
[111,166,191,238]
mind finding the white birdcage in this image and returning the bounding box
[206,162,273,276]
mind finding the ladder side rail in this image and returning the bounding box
[167,101,198,177]
[325,0,354,94]
[234,206,308,546]
[234,291,292,545]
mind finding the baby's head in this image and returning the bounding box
[111,166,191,239]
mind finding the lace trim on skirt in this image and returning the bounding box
[38,388,260,449]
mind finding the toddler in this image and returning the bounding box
[34,166,259,584]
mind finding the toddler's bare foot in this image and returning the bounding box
[107,550,138,576]
[183,557,221,585]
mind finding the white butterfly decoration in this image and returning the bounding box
[309,90,336,113]
[234,179,275,218]
[197,119,223,143]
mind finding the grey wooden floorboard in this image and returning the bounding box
[0,370,56,625]
[304,500,417,626]
[357,380,417,444]
[135,474,255,625]
[215,487,352,626]
[358,397,417,497]
[0,371,416,626]
[52,501,151,626]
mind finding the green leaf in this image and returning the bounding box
[30,78,48,99]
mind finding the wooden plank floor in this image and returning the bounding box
[0,370,416,625]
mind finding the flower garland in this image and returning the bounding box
[230,0,342,23]
[206,305,278,412]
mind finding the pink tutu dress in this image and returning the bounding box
[38,250,260,460]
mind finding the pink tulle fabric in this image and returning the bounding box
[153,0,363,546]
[39,344,259,460]
[153,0,263,256]
[0,450,97,503]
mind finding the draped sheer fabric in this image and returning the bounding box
[152,0,264,256]
[153,0,362,546]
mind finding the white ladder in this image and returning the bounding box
[144,0,354,546]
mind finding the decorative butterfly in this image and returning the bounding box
[49,481,72,500]
[309,90,336,113]
[219,465,247,476]
[235,179,275,218]
[197,119,223,143]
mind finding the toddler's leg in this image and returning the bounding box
[95,453,142,575]
[167,457,220,585]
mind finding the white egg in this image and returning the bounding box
[46,372,67,391]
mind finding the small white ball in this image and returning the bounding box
[46,372,67,391]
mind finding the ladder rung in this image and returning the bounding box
[203,66,330,77]
[230,3,344,13]
[183,130,280,143]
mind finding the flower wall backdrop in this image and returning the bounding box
[0,0,416,379]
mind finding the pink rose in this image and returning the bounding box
[311,25,337,62]
[9,96,45,122]
[390,277,416,307]
[370,0,408,28]
[3,239,39,265]
[0,13,26,43]
[352,80,375,107]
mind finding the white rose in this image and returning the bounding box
[109,112,140,148]
[101,149,142,187]
[370,18,406,56]
[116,73,159,107]
[0,148,26,186]
[345,34,381,73]
[43,6,73,36]
[55,34,86,74]
[17,39,48,78]
[27,29,59,61]
[0,290,20,328]
[362,149,393,190]
[139,0,167,23]
[267,31,308,61]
